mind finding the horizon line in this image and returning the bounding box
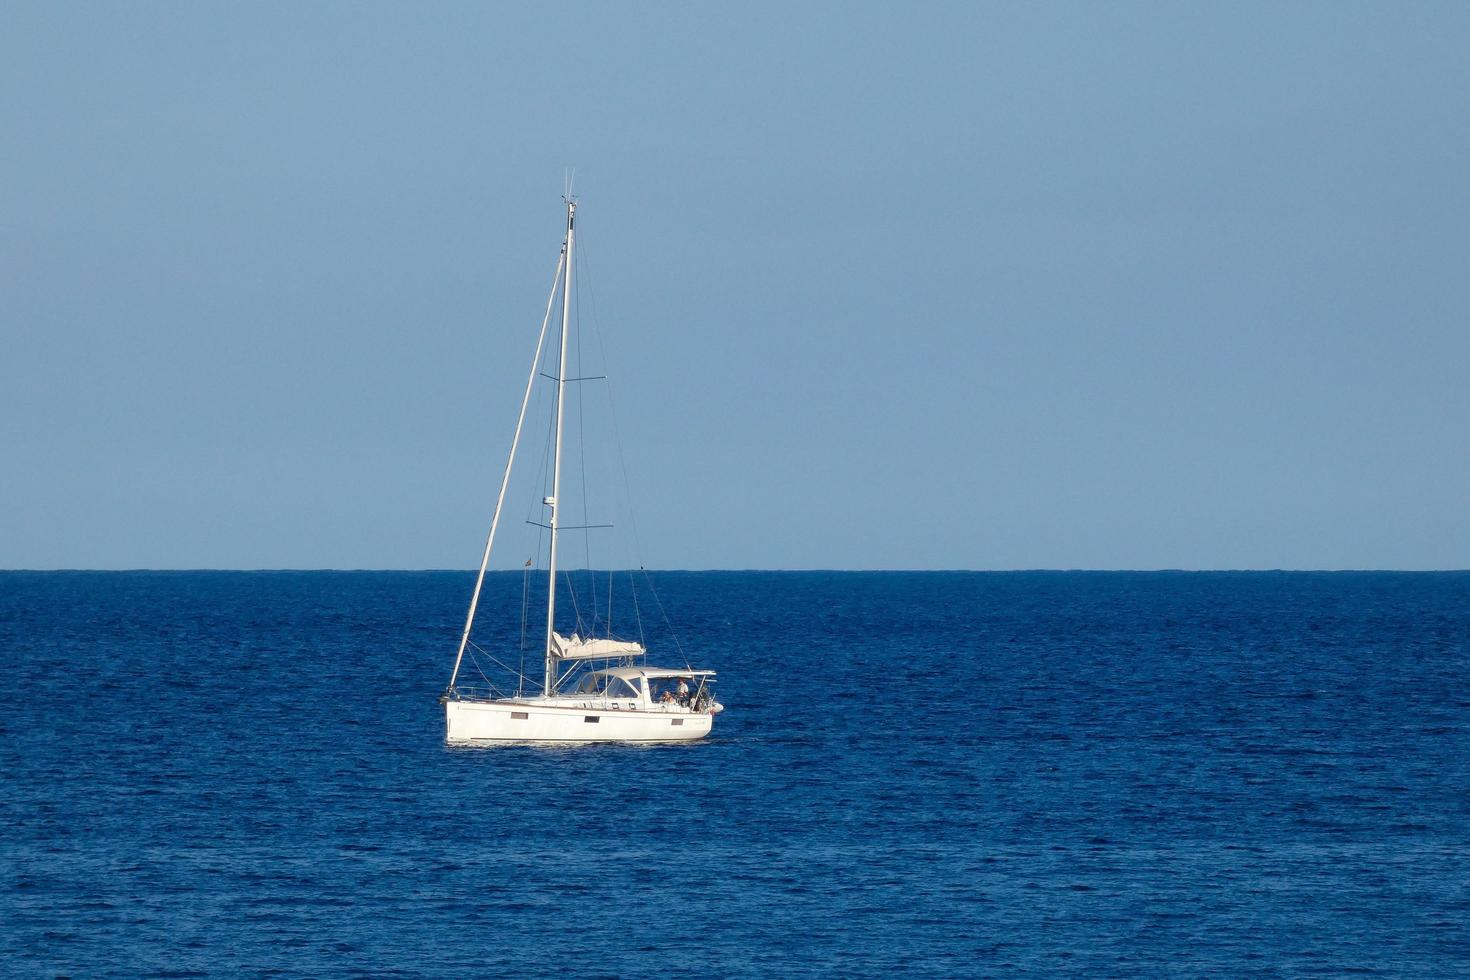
[3,567,1468,574]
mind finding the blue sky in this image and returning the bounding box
[3,2,1467,570]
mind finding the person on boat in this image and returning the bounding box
[675,677,690,704]
[660,686,675,704]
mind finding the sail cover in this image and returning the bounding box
[551,631,645,661]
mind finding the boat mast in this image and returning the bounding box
[445,246,566,695]
[544,199,576,695]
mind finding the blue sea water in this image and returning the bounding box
[2,570,1468,977]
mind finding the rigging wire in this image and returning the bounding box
[573,234,598,632]
[580,238,689,666]
[530,286,562,524]
[466,645,494,689]
[468,639,533,694]
[640,567,689,669]
[522,279,561,652]
[517,560,531,695]
[628,568,647,650]
[563,568,584,635]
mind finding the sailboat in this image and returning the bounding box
[441,197,722,743]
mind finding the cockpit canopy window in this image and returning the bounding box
[606,677,640,699]
[575,674,641,699]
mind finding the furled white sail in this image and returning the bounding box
[551,631,645,661]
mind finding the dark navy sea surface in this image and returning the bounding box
[2,571,1468,977]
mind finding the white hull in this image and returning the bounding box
[446,697,714,744]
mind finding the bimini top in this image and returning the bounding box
[591,666,717,682]
[551,631,645,661]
